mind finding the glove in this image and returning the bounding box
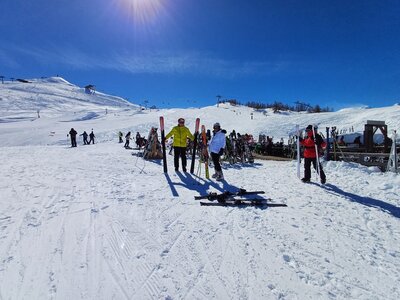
[218,148,224,156]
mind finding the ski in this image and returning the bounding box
[201,125,210,179]
[190,118,200,174]
[194,189,265,200]
[311,125,320,178]
[200,200,287,207]
[160,116,167,173]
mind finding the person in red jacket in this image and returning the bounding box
[300,125,327,184]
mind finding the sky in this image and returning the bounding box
[1,0,400,110]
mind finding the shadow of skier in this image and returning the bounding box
[174,172,242,196]
[322,184,400,219]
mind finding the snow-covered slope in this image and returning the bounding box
[0,77,136,119]
[0,79,399,299]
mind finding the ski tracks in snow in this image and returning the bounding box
[1,145,400,299]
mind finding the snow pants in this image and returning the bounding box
[304,157,326,181]
[174,147,187,171]
[211,152,222,172]
[70,136,77,147]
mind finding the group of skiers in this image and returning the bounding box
[68,128,95,147]
[144,119,328,184]
[68,121,328,184]
[119,131,145,149]
[165,118,226,181]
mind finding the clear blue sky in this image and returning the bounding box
[1,0,399,109]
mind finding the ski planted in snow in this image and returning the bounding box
[190,118,201,174]
[311,125,320,177]
[194,189,265,201]
[200,125,210,179]
[160,116,167,173]
[200,199,287,207]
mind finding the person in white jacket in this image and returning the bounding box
[209,122,226,181]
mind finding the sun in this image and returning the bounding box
[123,0,164,24]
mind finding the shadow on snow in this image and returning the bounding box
[323,183,400,219]
[164,171,240,198]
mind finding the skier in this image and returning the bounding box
[80,131,89,145]
[135,132,141,147]
[338,135,345,146]
[118,131,123,143]
[165,118,194,172]
[209,122,226,180]
[68,128,78,147]
[300,125,326,184]
[88,130,95,144]
[124,131,131,148]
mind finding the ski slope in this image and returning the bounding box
[0,78,399,299]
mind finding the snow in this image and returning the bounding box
[0,78,399,299]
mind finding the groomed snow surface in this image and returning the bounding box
[0,79,399,299]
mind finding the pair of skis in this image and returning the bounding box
[160,117,208,177]
[195,189,287,207]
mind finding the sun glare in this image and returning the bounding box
[123,0,164,24]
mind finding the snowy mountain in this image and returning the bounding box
[0,78,399,299]
[0,77,136,118]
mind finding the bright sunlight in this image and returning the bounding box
[123,0,164,24]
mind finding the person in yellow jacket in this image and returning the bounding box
[165,118,194,172]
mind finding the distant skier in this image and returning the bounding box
[338,135,345,146]
[125,131,131,148]
[165,118,194,172]
[80,131,89,145]
[353,136,362,145]
[118,131,123,143]
[300,125,326,184]
[68,128,77,147]
[209,122,226,181]
[88,130,95,144]
[135,131,143,148]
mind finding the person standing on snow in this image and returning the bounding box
[80,131,89,145]
[135,132,141,147]
[300,125,326,184]
[209,122,226,181]
[88,130,95,144]
[165,118,194,172]
[68,128,78,147]
[124,131,131,148]
[118,131,124,143]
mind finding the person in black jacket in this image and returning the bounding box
[80,131,89,145]
[68,128,78,147]
[88,130,95,144]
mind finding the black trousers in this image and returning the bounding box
[304,157,326,181]
[211,152,222,172]
[70,136,77,147]
[174,147,187,170]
